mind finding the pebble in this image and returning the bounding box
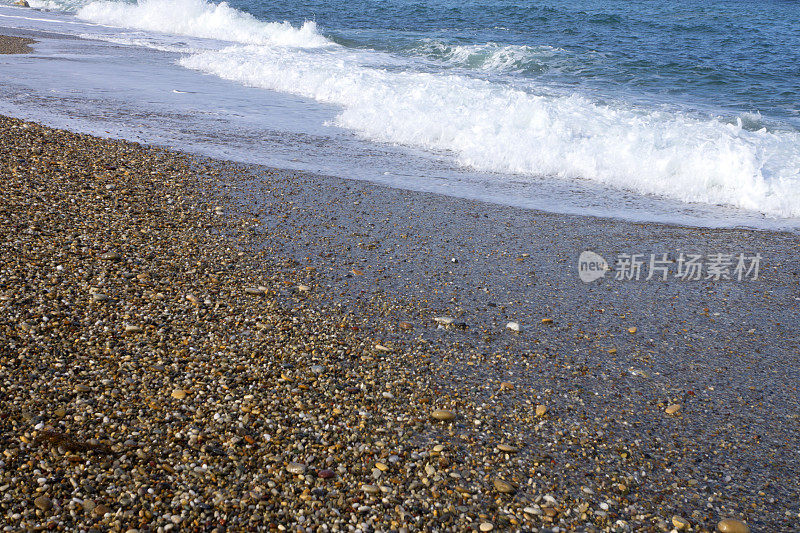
[499,381,514,390]
[672,515,689,530]
[430,409,456,421]
[75,384,91,393]
[93,504,111,517]
[124,325,143,333]
[374,462,389,472]
[244,287,264,295]
[479,523,494,532]
[171,389,187,400]
[297,284,310,292]
[361,484,380,495]
[628,327,637,334]
[492,478,517,494]
[717,519,750,533]
[100,251,121,261]
[665,404,681,415]
[541,318,553,324]
[536,404,548,417]
[286,462,307,475]
[317,469,335,479]
[497,444,519,453]
[506,321,521,332]
[433,316,454,325]
[34,496,52,512]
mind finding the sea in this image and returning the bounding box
[1,0,799,229]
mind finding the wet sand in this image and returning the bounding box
[1,114,797,531]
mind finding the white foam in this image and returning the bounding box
[180,43,800,217]
[74,0,329,48]
[26,0,329,48]
[412,39,564,74]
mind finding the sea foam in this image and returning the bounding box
[180,43,800,217]
[62,0,330,48]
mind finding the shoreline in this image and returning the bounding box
[1,114,798,531]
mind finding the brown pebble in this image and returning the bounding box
[93,504,111,517]
[717,518,750,533]
[34,496,52,512]
[171,389,187,400]
[492,478,516,494]
[431,409,456,421]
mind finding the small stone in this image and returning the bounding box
[91,292,109,302]
[480,523,494,532]
[492,478,516,494]
[499,381,514,390]
[541,318,553,324]
[54,407,66,417]
[672,515,689,530]
[100,251,121,261]
[75,384,91,393]
[297,284,310,292]
[432,444,445,453]
[535,404,548,417]
[185,294,200,304]
[171,389,187,400]
[374,462,389,472]
[244,287,264,295]
[717,518,750,533]
[506,321,521,332]
[34,496,52,512]
[374,344,392,353]
[665,404,681,415]
[628,327,637,334]
[434,316,454,326]
[398,321,413,330]
[497,444,519,453]
[317,469,335,479]
[431,409,456,421]
[93,504,111,517]
[286,462,306,475]
[124,325,143,333]
[361,484,380,495]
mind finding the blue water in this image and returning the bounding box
[233,0,800,129]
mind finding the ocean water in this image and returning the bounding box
[2,0,800,227]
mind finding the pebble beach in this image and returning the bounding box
[0,108,798,533]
